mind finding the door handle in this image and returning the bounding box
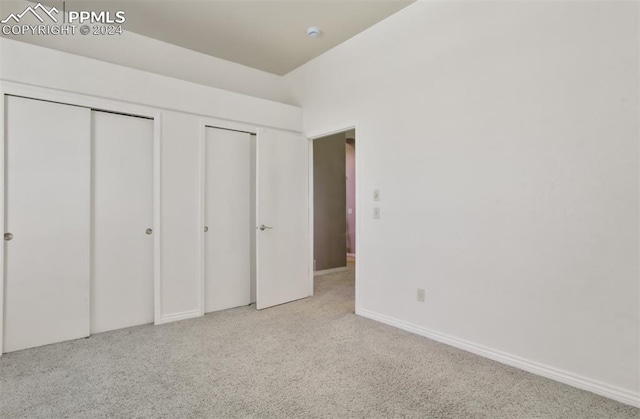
[145,228,153,235]
[204,226,209,233]
[258,224,273,231]
[4,232,13,241]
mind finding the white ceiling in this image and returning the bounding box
[51,0,415,75]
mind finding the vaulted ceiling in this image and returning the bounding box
[9,0,415,75]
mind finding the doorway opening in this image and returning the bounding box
[312,128,357,311]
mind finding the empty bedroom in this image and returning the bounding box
[0,0,638,417]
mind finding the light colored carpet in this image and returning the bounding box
[1,265,638,418]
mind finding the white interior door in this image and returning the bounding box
[4,96,91,352]
[91,111,154,334]
[205,127,252,312]
[256,128,310,309]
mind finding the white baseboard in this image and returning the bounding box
[357,308,640,408]
[156,309,201,325]
[314,266,349,276]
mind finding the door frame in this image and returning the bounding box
[308,125,361,313]
[0,81,162,354]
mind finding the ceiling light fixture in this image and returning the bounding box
[306,27,320,38]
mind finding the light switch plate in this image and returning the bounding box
[373,207,380,219]
[373,189,380,201]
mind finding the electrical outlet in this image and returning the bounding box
[373,207,380,219]
[373,189,380,201]
[417,288,425,302]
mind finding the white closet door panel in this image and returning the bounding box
[91,111,154,334]
[4,96,91,352]
[256,128,310,310]
[205,127,251,312]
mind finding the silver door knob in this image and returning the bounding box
[145,228,153,235]
[204,226,209,233]
[258,224,273,231]
[4,232,13,241]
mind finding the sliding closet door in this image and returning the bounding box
[4,96,91,352]
[255,128,310,309]
[91,111,154,334]
[204,127,251,312]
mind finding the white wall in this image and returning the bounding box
[1,38,302,324]
[159,111,203,319]
[0,0,294,104]
[285,0,639,406]
[0,39,300,130]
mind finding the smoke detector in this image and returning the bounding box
[306,27,320,38]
